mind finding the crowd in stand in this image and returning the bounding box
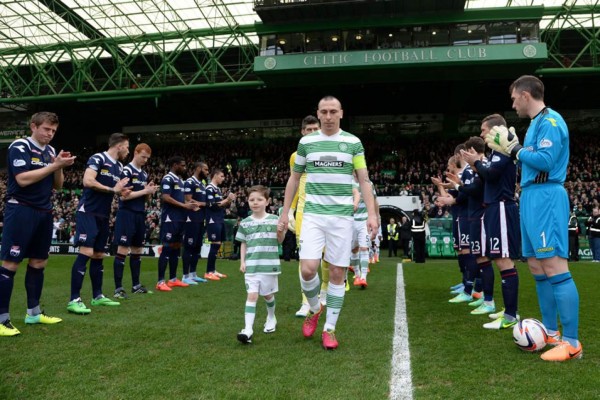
[0,133,597,244]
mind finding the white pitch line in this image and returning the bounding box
[390,263,413,400]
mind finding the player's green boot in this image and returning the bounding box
[0,319,21,336]
[483,316,518,330]
[91,295,120,306]
[25,313,62,324]
[468,297,484,307]
[470,302,496,315]
[448,292,472,303]
[67,298,91,315]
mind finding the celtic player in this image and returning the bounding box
[279,96,379,350]
[351,172,378,288]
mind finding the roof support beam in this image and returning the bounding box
[0,26,260,103]
[38,0,128,59]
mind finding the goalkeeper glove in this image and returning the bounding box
[484,126,523,160]
[287,208,296,233]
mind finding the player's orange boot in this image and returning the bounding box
[155,281,172,292]
[540,341,582,362]
[353,276,361,287]
[167,278,189,288]
[204,272,221,281]
[214,271,228,278]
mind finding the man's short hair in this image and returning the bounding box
[318,95,342,109]
[454,143,466,155]
[211,167,223,178]
[510,75,544,100]
[301,115,319,130]
[464,136,486,154]
[134,143,151,155]
[167,155,185,168]
[482,114,507,129]
[108,133,129,148]
[30,112,59,127]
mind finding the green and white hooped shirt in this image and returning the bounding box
[235,214,281,275]
[293,130,367,218]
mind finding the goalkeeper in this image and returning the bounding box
[288,116,328,318]
[484,75,581,362]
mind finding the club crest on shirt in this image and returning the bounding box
[10,246,20,257]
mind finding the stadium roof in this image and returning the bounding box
[0,0,259,56]
[0,0,596,54]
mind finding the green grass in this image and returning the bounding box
[405,260,600,400]
[2,256,599,399]
[1,256,396,400]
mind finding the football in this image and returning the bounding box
[512,318,548,352]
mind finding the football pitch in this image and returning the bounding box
[2,255,599,399]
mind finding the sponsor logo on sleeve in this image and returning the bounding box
[13,159,26,167]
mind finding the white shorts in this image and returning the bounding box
[352,220,370,249]
[299,214,353,267]
[245,274,279,296]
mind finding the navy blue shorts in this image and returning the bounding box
[184,220,205,248]
[456,216,471,251]
[75,212,110,252]
[469,215,484,256]
[482,202,520,259]
[452,216,459,249]
[113,209,146,248]
[206,222,226,243]
[160,219,184,244]
[0,203,53,263]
